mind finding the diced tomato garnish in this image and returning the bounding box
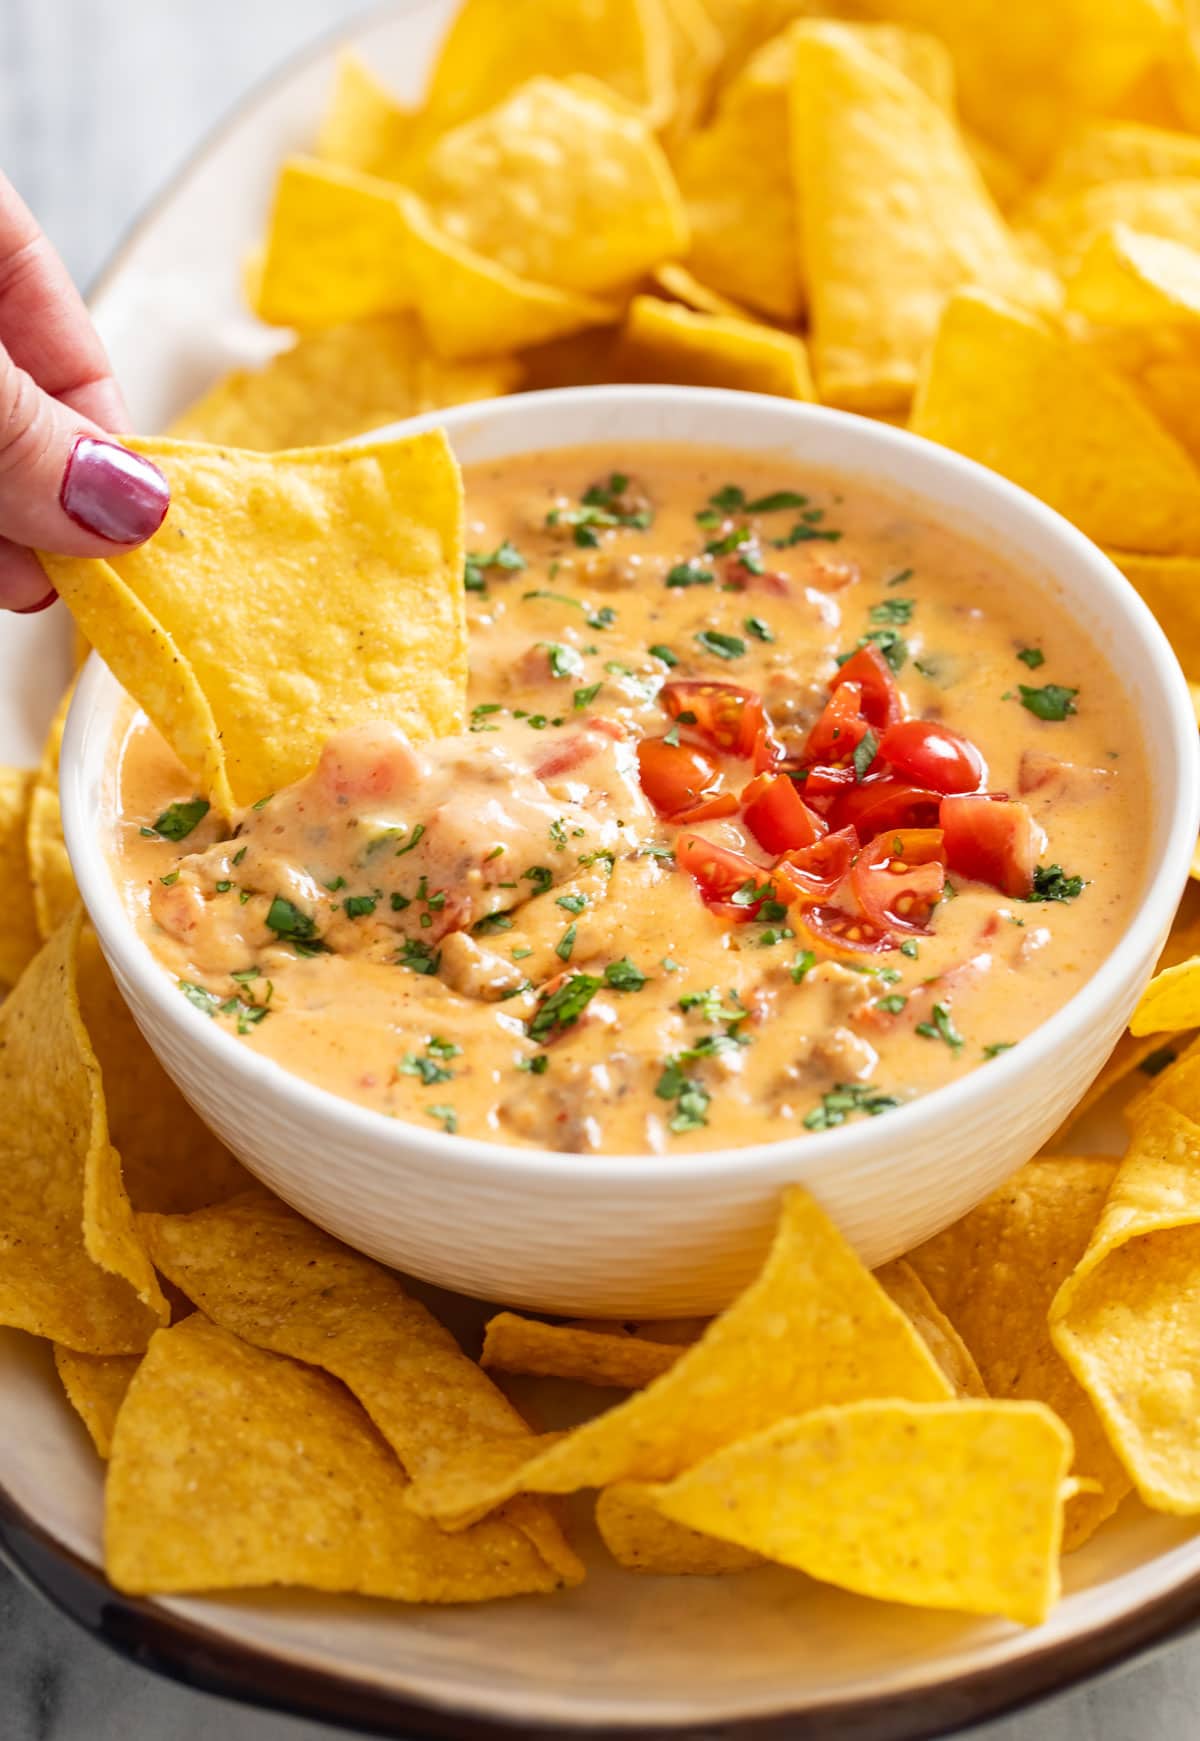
[831,644,903,730]
[751,717,786,774]
[794,904,896,955]
[940,795,1043,899]
[797,764,856,798]
[851,827,947,935]
[534,732,606,780]
[829,774,943,840]
[742,773,827,855]
[637,735,723,817]
[674,833,773,915]
[773,826,860,903]
[724,555,790,595]
[878,719,987,795]
[672,791,740,824]
[660,680,765,758]
[804,681,868,763]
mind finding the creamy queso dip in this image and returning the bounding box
[109,443,1149,1154]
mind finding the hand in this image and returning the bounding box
[0,173,169,612]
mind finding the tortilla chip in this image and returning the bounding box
[27,686,78,941]
[0,913,166,1354]
[1067,222,1200,330]
[874,1259,987,1398]
[40,431,466,812]
[396,189,619,361]
[1132,954,1200,1034]
[1129,1027,1200,1122]
[963,130,1028,213]
[0,766,38,986]
[137,1191,581,1585]
[168,317,521,452]
[912,291,1200,554]
[54,1346,140,1459]
[253,157,413,329]
[1107,551,1200,678]
[482,1312,683,1387]
[618,295,815,397]
[315,51,416,181]
[659,0,725,141]
[421,0,675,133]
[1034,121,1200,201]
[1025,178,1200,277]
[595,1482,761,1574]
[907,1158,1130,1548]
[518,324,622,391]
[1167,0,1200,135]
[105,1314,572,1598]
[1051,1100,1200,1512]
[416,79,687,297]
[792,28,1056,412]
[650,262,755,319]
[406,1188,951,1527]
[650,1398,1073,1624]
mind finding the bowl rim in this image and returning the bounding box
[61,383,1200,1186]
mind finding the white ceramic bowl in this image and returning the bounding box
[62,386,1200,1316]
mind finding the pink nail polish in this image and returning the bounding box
[61,436,170,545]
[13,590,57,615]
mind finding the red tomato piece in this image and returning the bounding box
[940,795,1042,899]
[751,717,786,774]
[773,826,860,903]
[831,644,903,730]
[797,764,856,799]
[660,680,765,758]
[637,735,723,817]
[795,904,896,955]
[829,774,943,840]
[878,719,987,794]
[672,791,740,824]
[804,681,868,763]
[851,827,947,935]
[675,833,771,914]
[742,773,827,855]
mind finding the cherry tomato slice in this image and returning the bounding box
[797,764,857,798]
[940,795,1042,899]
[742,773,827,855]
[675,833,772,915]
[660,680,765,758]
[878,719,987,794]
[637,735,722,817]
[851,827,947,935]
[804,681,868,763]
[751,717,787,774]
[829,774,943,840]
[832,644,903,730]
[795,904,896,956]
[773,826,860,902]
[672,791,740,824]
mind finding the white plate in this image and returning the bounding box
[3,5,1200,1735]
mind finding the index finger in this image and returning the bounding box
[0,174,127,431]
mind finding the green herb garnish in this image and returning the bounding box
[1019,683,1078,721]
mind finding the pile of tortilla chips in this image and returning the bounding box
[13,0,1200,1638]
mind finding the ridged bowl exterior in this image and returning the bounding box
[62,389,1200,1316]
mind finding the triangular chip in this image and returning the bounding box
[649,1398,1074,1624]
[1068,222,1200,326]
[315,50,417,181]
[27,685,77,940]
[105,1315,574,1598]
[482,1312,683,1388]
[0,913,166,1354]
[618,295,815,397]
[874,1258,987,1399]
[595,1482,760,1574]
[792,28,1054,410]
[1132,953,1200,1034]
[415,79,687,297]
[54,1346,140,1459]
[1024,177,1200,276]
[253,157,412,328]
[911,290,1200,553]
[658,0,724,142]
[1107,551,1200,678]
[405,1188,951,1527]
[40,431,466,812]
[0,765,38,986]
[650,261,756,319]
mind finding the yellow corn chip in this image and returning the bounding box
[106,1315,573,1598]
[618,295,815,397]
[137,1191,582,1585]
[168,317,521,452]
[1167,0,1200,135]
[416,79,687,297]
[907,1158,1130,1548]
[650,1399,1073,1624]
[1035,122,1200,202]
[253,157,412,329]
[1108,550,1200,677]
[1136,360,1200,466]
[1132,955,1200,1034]
[1129,1028,1200,1124]
[54,1346,140,1459]
[406,1188,951,1527]
[421,0,675,134]
[40,431,466,812]
[1026,178,1200,277]
[792,29,1055,412]
[963,131,1028,213]
[1051,1099,1200,1512]
[650,262,756,319]
[596,1482,761,1574]
[396,190,619,361]
[658,0,725,141]
[1068,222,1200,327]
[27,685,78,941]
[0,913,165,1354]
[315,51,416,181]
[912,290,1200,553]
[518,324,621,392]
[875,1259,987,1399]
[0,766,38,986]
[482,1313,683,1387]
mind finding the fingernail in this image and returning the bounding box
[13,590,57,615]
[61,436,170,545]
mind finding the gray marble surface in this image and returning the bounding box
[0,4,1195,1737]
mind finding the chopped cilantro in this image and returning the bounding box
[232,846,248,867]
[876,994,908,1015]
[465,539,525,594]
[1028,864,1086,902]
[704,527,752,557]
[524,865,553,895]
[556,891,588,914]
[179,980,220,1017]
[470,702,503,733]
[394,824,426,858]
[900,939,919,959]
[679,986,744,1023]
[1019,682,1078,721]
[542,642,583,679]
[666,561,714,589]
[265,896,317,942]
[790,949,816,984]
[649,643,678,666]
[159,871,180,887]
[655,1060,711,1133]
[573,681,603,710]
[804,1082,900,1130]
[474,912,513,934]
[426,1104,458,1133]
[744,616,774,642]
[517,1054,549,1075]
[148,797,210,841]
[773,521,842,547]
[983,1041,1016,1060]
[915,1002,965,1051]
[696,629,746,661]
[343,894,378,919]
[707,484,748,513]
[886,567,914,588]
[746,489,809,513]
[869,597,913,626]
[555,923,578,962]
[529,972,602,1041]
[1017,646,1045,669]
[399,938,440,976]
[853,728,879,781]
[604,957,647,991]
[399,1049,455,1086]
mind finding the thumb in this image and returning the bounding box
[0,344,169,608]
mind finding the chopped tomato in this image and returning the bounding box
[831,644,903,730]
[829,774,942,840]
[675,833,772,915]
[940,795,1042,898]
[724,555,790,595]
[796,764,856,799]
[533,732,608,780]
[773,826,859,902]
[660,680,765,758]
[672,791,740,824]
[851,828,947,935]
[878,719,987,795]
[742,773,827,855]
[804,681,868,763]
[637,736,723,817]
[794,903,896,955]
[751,717,786,774]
